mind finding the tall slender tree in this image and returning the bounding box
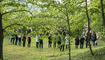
[66,9,71,60]
[85,0,94,56]
[65,2,71,60]
[0,14,3,60]
[0,0,3,59]
[100,0,105,27]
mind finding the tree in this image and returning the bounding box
[100,0,105,27]
[0,11,3,60]
[0,1,31,60]
[85,0,94,56]
[0,1,4,59]
[29,0,85,60]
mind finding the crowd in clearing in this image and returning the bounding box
[9,27,98,51]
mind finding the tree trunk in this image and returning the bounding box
[0,12,3,60]
[85,0,94,56]
[100,0,105,27]
[66,13,71,60]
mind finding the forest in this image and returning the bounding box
[0,0,105,60]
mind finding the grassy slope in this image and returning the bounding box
[72,46,105,60]
[3,37,105,60]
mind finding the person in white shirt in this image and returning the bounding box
[18,35,21,46]
[36,34,39,48]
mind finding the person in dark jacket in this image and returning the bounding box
[53,33,58,48]
[22,34,26,47]
[48,34,52,48]
[15,34,18,45]
[57,34,61,50]
[75,35,79,48]
[91,32,96,46]
[80,36,85,48]
[39,34,43,48]
[27,36,31,47]
[85,35,88,48]
[11,34,15,44]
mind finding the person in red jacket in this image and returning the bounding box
[27,36,31,47]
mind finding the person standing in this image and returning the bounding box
[36,34,39,48]
[57,34,61,51]
[18,35,21,46]
[11,34,15,44]
[57,28,62,49]
[75,35,79,48]
[22,34,26,47]
[15,34,18,45]
[96,35,98,46]
[48,34,52,48]
[9,31,12,43]
[80,36,85,48]
[85,29,88,48]
[91,32,97,46]
[61,32,66,51]
[53,33,58,48]
[85,35,88,48]
[27,36,31,47]
[39,34,43,48]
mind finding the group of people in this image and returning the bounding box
[9,27,98,51]
[9,27,69,51]
[41,28,70,51]
[9,27,32,47]
[10,34,31,47]
[75,29,98,49]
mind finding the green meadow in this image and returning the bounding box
[3,37,105,60]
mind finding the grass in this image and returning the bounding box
[3,36,105,60]
[72,47,105,60]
